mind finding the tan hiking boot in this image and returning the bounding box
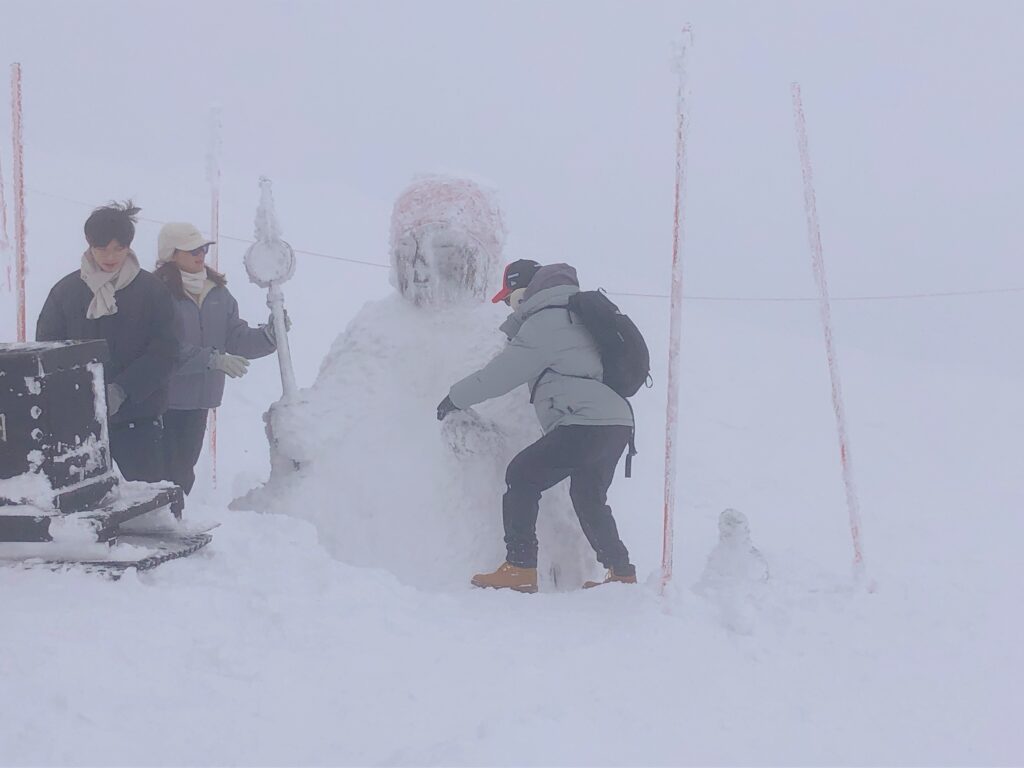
[471,562,538,593]
[583,568,638,589]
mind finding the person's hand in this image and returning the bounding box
[436,395,459,421]
[106,383,126,416]
[268,309,292,332]
[265,310,292,344]
[211,351,250,379]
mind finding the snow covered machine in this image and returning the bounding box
[0,340,212,576]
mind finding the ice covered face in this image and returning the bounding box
[90,240,130,273]
[718,508,751,543]
[391,225,481,307]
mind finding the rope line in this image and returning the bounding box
[612,286,1024,302]
[25,187,1024,302]
[27,187,391,269]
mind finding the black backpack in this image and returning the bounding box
[530,289,651,477]
[566,290,651,398]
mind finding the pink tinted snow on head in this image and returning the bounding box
[389,175,505,307]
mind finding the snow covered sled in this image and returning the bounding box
[0,340,212,578]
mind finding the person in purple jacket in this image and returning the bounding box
[154,222,289,495]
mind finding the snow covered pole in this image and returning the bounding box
[207,106,222,488]
[661,26,693,595]
[791,83,866,579]
[267,282,296,398]
[10,63,26,342]
[244,177,298,402]
[0,98,10,292]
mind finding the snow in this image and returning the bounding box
[107,479,178,510]
[390,175,505,307]
[242,177,597,589]
[0,449,50,507]
[244,179,296,287]
[86,362,109,449]
[1,1,1022,765]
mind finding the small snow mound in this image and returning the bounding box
[695,508,770,634]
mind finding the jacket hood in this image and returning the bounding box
[499,264,580,340]
[522,263,579,301]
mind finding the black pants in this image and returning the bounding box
[161,409,209,495]
[109,417,165,483]
[503,424,634,574]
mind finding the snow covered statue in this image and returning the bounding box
[242,175,593,590]
[695,508,770,634]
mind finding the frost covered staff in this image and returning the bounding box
[154,222,287,495]
[36,201,176,482]
[438,260,637,593]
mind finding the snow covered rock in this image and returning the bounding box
[696,508,770,633]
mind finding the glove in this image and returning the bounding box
[210,351,250,379]
[106,383,126,417]
[436,395,459,421]
[264,310,292,344]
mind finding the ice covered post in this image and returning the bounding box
[661,26,692,595]
[206,106,222,486]
[243,177,298,402]
[0,89,10,291]
[10,62,27,342]
[791,83,866,580]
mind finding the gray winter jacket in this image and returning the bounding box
[167,284,276,410]
[449,264,633,433]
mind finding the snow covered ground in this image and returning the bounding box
[2,303,1020,766]
[2,1,1023,765]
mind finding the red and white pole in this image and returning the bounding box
[791,83,866,578]
[0,96,10,292]
[661,26,693,594]
[10,62,26,342]
[207,106,222,488]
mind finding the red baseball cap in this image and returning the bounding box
[491,259,541,304]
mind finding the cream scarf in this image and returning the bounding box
[181,267,208,296]
[80,250,142,319]
[180,268,215,306]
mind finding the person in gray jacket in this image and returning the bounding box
[437,259,636,593]
[154,222,285,495]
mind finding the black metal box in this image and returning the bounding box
[0,340,115,511]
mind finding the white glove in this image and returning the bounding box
[210,351,250,379]
[106,383,126,416]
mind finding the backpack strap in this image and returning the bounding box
[525,302,636,478]
[529,368,552,404]
[624,400,637,479]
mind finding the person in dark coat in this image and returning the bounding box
[36,201,176,482]
[438,260,637,593]
[153,222,284,495]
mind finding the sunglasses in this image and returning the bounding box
[180,245,209,258]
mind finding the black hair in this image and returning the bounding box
[84,200,141,248]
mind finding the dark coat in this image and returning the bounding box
[36,269,177,424]
[154,263,277,410]
[166,286,276,410]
